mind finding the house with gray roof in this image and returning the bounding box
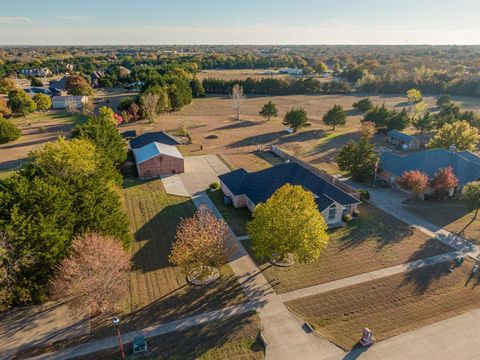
[380,148,480,190]
[129,131,181,150]
[219,162,360,226]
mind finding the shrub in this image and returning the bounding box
[209,182,220,190]
[0,117,21,143]
[359,189,370,200]
[342,214,353,223]
[352,209,361,217]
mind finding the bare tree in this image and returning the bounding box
[231,84,245,121]
[65,97,78,116]
[51,233,131,316]
[81,100,94,116]
[140,93,159,123]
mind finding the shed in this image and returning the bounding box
[386,130,420,150]
[121,130,137,140]
[133,142,184,179]
[52,95,88,110]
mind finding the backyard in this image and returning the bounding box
[240,203,453,294]
[286,260,480,350]
[404,199,480,245]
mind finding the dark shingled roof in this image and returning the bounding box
[387,130,414,143]
[129,131,181,149]
[219,163,360,211]
[121,130,137,139]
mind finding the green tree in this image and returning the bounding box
[65,74,93,96]
[72,116,127,167]
[412,111,434,134]
[259,100,278,121]
[428,121,479,151]
[98,106,115,124]
[32,93,52,111]
[0,117,21,144]
[282,107,309,132]
[0,98,11,118]
[190,78,206,98]
[323,104,347,130]
[30,77,43,87]
[315,62,329,74]
[463,181,480,224]
[387,108,410,131]
[407,88,422,103]
[144,84,170,113]
[352,98,373,113]
[166,76,192,111]
[362,104,393,130]
[7,89,36,119]
[0,77,16,94]
[336,137,379,181]
[247,184,329,263]
[436,95,451,107]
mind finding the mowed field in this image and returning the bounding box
[197,69,291,81]
[241,204,453,294]
[83,311,264,360]
[118,178,248,334]
[122,93,480,174]
[286,260,480,350]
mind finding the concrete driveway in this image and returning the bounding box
[178,155,230,195]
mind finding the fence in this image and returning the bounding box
[271,145,361,200]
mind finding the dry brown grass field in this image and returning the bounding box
[197,68,290,81]
[240,203,453,294]
[122,93,480,175]
[286,260,480,351]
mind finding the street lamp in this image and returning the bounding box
[112,317,126,360]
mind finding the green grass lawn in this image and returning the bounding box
[404,199,480,245]
[242,204,453,294]
[207,189,252,236]
[82,311,264,360]
[287,260,480,350]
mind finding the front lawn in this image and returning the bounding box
[242,204,453,294]
[207,189,252,236]
[82,311,264,360]
[286,260,480,350]
[404,199,480,245]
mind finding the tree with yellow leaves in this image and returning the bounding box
[247,184,329,264]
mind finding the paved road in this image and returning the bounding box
[345,182,480,261]
[329,308,480,360]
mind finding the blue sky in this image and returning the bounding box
[0,0,479,45]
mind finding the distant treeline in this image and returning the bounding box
[202,77,352,95]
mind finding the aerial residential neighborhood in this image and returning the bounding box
[0,1,479,360]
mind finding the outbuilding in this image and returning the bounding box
[52,95,88,110]
[133,142,184,179]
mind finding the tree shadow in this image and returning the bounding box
[399,256,452,295]
[226,131,285,148]
[214,120,262,131]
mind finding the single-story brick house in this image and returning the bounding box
[219,162,361,226]
[380,148,480,193]
[132,142,184,179]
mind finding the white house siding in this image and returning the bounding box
[321,202,345,225]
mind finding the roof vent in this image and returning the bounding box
[449,144,457,153]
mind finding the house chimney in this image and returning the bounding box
[449,144,456,153]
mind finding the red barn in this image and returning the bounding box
[133,142,184,179]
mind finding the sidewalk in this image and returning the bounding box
[345,182,480,261]
[280,251,460,302]
[192,192,344,360]
[27,302,257,360]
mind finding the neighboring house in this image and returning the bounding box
[219,162,360,226]
[91,71,105,87]
[129,131,181,149]
[132,142,184,179]
[19,68,52,77]
[24,87,52,97]
[380,148,480,192]
[279,68,303,75]
[52,95,88,110]
[386,130,420,151]
[49,76,68,92]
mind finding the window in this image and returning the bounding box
[328,206,336,221]
[343,205,349,215]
